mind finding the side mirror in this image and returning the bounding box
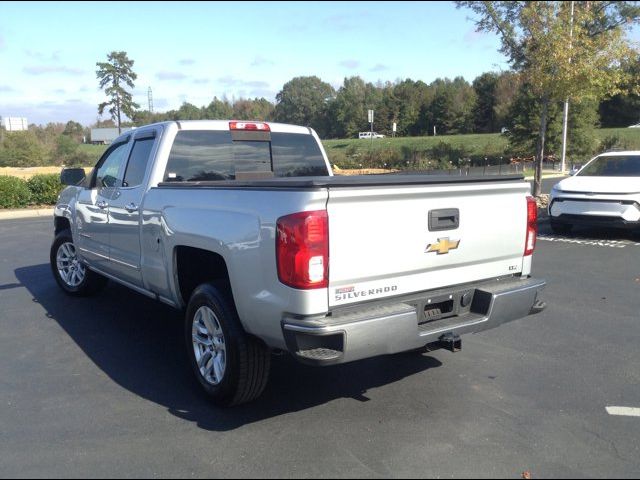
[60,168,87,186]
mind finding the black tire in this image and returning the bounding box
[50,229,108,296]
[185,283,271,407]
[550,220,572,235]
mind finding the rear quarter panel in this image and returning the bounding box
[140,186,329,349]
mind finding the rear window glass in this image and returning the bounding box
[164,130,328,182]
[579,155,640,177]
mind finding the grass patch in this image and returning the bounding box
[322,128,640,169]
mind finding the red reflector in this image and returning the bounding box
[229,121,270,131]
[525,196,538,256]
[276,210,329,290]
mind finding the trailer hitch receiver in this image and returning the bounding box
[438,332,462,352]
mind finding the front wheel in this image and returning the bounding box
[50,229,107,296]
[185,283,271,406]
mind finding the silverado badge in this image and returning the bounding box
[426,237,460,255]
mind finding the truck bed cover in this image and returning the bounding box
[157,174,524,190]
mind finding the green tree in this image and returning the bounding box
[374,82,400,136]
[175,102,203,120]
[62,121,84,142]
[0,131,47,167]
[232,98,275,121]
[392,79,433,136]
[420,77,475,135]
[472,72,499,133]
[329,76,385,139]
[457,1,640,196]
[599,55,640,127]
[507,83,599,161]
[203,96,234,119]
[494,71,523,130]
[96,51,140,134]
[54,134,78,158]
[275,76,335,138]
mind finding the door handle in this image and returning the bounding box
[125,202,138,213]
[429,208,459,231]
[96,200,108,209]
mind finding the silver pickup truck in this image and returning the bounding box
[51,120,546,406]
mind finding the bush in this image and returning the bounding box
[0,176,31,208]
[0,131,48,167]
[64,149,93,167]
[598,134,629,153]
[27,174,63,205]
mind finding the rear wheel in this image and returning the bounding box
[550,220,572,235]
[50,229,107,296]
[185,283,270,406]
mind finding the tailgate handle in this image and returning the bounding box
[429,209,459,231]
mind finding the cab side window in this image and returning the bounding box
[123,137,155,187]
[94,142,129,188]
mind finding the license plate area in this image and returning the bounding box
[414,289,475,325]
[424,299,453,321]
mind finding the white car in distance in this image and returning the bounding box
[358,131,385,139]
[549,151,640,234]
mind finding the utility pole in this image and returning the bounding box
[561,1,574,174]
[148,87,154,114]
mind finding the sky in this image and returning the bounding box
[0,1,638,127]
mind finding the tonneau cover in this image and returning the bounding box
[157,174,524,190]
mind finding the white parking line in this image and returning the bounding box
[538,235,640,248]
[606,406,640,417]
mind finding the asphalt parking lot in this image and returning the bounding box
[1,212,639,478]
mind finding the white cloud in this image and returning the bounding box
[370,64,389,72]
[25,50,61,62]
[23,65,84,76]
[156,71,188,81]
[0,100,100,126]
[339,60,359,69]
[217,76,270,89]
[251,56,275,67]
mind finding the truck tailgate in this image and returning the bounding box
[327,180,530,307]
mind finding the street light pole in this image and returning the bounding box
[561,0,574,174]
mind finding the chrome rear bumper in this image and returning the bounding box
[282,277,546,366]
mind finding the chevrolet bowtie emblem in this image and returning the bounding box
[426,237,460,255]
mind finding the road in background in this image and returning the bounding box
[1,218,639,478]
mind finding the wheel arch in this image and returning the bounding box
[174,246,232,308]
[54,216,71,235]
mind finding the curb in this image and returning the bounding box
[524,174,566,181]
[0,208,54,221]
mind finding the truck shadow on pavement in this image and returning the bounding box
[16,264,442,432]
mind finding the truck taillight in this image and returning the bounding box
[229,121,270,131]
[276,210,329,289]
[525,196,537,256]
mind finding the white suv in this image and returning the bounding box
[358,131,385,139]
[549,151,640,233]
